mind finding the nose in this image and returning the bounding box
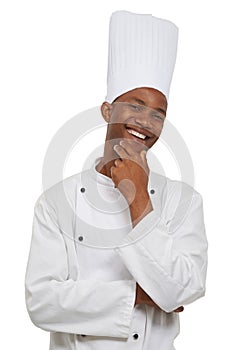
[134,110,152,129]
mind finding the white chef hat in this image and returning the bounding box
[105,10,179,103]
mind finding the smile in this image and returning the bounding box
[126,128,147,140]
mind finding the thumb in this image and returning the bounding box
[140,150,147,163]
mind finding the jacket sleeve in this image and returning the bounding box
[114,188,208,313]
[25,195,136,338]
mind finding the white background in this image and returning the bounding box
[1,0,236,349]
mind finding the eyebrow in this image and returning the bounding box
[130,97,167,115]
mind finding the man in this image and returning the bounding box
[25,10,208,350]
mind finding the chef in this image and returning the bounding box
[25,10,208,350]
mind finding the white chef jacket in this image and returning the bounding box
[25,157,208,350]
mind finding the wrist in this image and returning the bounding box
[131,189,150,207]
[129,192,153,226]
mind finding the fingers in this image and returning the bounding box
[110,160,123,180]
[113,144,129,159]
[119,140,137,156]
[114,141,148,161]
[140,149,147,163]
[114,159,122,167]
[174,306,184,313]
[110,165,115,176]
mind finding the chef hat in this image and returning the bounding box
[105,10,179,103]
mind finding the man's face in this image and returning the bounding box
[101,87,168,153]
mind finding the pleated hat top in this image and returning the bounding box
[105,10,179,103]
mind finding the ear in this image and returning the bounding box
[101,102,113,123]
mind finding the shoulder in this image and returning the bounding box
[150,169,202,200]
[149,170,203,226]
[34,170,90,213]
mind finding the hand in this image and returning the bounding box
[111,140,149,204]
[134,283,184,313]
[111,140,153,226]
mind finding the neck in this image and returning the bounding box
[95,159,113,178]
[95,146,119,179]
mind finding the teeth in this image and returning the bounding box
[127,129,146,140]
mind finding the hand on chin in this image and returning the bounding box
[122,137,148,154]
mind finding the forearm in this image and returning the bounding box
[129,191,153,227]
[26,196,137,338]
[25,277,136,337]
[134,282,184,313]
[115,192,208,312]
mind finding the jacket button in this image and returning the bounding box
[133,333,139,340]
[78,236,83,241]
[80,187,86,193]
[150,189,155,194]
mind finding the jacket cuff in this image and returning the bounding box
[118,280,137,337]
[116,209,163,246]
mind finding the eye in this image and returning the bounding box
[152,113,165,122]
[129,104,143,112]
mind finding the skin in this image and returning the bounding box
[96,87,184,313]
